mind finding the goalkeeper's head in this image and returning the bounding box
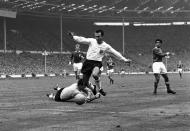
[75,93,86,105]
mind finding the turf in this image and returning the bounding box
[0,73,190,131]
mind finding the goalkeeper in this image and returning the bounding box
[46,79,100,105]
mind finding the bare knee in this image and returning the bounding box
[92,67,101,80]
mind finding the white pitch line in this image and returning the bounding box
[35,108,126,114]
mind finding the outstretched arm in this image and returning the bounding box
[68,31,91,45]
[153,48,168,57]
[107,46,131,63]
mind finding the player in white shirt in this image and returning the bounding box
[46,79,100,105]
[68,29,131,96]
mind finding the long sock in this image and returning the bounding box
[180,73,182,79]
[95,80,101,90]
[154,82,158,93]
[165,83,171,91]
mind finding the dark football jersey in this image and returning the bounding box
[177,64,183,69]
[70,51,84,63]
[107,61,115,70]
[152,47,167,62]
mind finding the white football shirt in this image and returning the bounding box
[73,36,127,62]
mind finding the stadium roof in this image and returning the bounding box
[1,0,190,21]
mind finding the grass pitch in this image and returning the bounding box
[0,73,190,131]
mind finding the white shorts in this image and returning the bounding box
[73,62,82,71]
[152,62,167,74]
[178,68,183,73]
[120,71,125,75]
[107,69,114,74]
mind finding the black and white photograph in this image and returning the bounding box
[0,0,190,130]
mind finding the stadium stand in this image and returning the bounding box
[0,16,190,75]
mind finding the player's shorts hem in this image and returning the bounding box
[152,62,167,74]
[54,88,64,102]
[81,60,102,74]
[73,62,83,71]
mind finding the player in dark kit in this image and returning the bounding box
[152,39,176,95]
[70,44,85,79]
[177,60,183,79]
[106,57,115,84]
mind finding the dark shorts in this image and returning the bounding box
[81,60,102,86]
[54,88,64,102]
[81,60,102,75]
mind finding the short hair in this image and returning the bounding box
[95,29,104,36]
[155,39,162,43]
[75,93,86,105]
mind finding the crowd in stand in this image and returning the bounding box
[0,52,72,75]
[0,51,189,75]
[0,16,190,75]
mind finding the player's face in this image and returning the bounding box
[155,42,161,48]
[109,58,112,62]
[75,47,80,51]
[95,32,103,44]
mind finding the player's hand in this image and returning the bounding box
[166,52,170,56]
[124,59,131,66]
[69,61,72,65]
[68,31,75,38]
[166,52,175,56]
[124,58,132,63]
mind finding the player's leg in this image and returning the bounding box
[80,60,92,88]
[73,63,78,79]
[179,72,182,79]
[180,72,182,79]
[81,72,91,90]
[161,63,176,94]
[110,70,114,84]
[86,92,101,103]
[86,82,97,95]
[152,62,161,94]
[77,63,83,80]
[80,60,98,95]
[92,66,106,96]
[46,93,55,99]
[47,88,64,101]
[179,69,182,79]
[180,70,183,79]
[107,70,113,84]
[153,73,160,95]
[53,84,62,91]
[161,74,176,94]
[75,69,79,80]
[47,84,62,100]
[107,70,112,84]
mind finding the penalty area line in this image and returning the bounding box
[35,108,130,114]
